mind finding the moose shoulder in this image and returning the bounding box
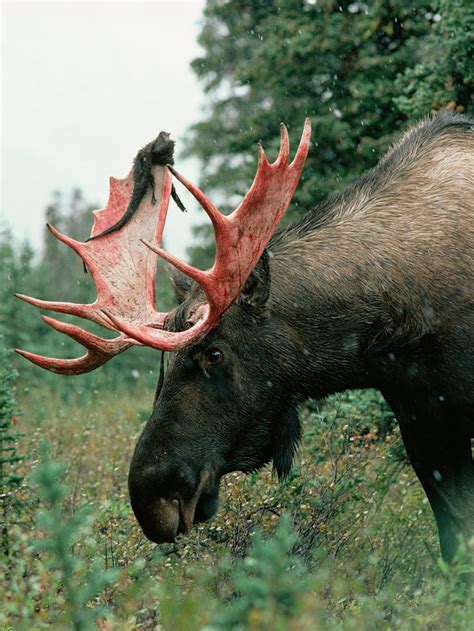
[17,113,473,569]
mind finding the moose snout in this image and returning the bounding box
[139,495,181,544]
[128,457,219,544]
[127,465,182,543]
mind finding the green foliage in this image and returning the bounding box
[0,342,21,486]
[207,515,308,630]
[0,227,35,351]
[395,0,474,117]
[202,517,473,631]
[0,340,24,558]
[187,0,473,266]
[30,442,117,630]
[1,385,472,628]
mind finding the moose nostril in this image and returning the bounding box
[160,496,180,514]
[142,496,181,544]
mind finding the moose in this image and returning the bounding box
[16,113,473,569]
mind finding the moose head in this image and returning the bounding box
[16,121,312,542]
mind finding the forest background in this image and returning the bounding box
[1,1,473,629]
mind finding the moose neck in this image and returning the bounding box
[268,212,397,401]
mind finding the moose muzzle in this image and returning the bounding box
[128,460,219,543]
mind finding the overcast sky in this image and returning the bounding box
[2,0,207,259]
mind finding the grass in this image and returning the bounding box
[1,376,472,629]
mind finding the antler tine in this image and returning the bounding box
[290,117,311,169]
[15,347,115,376]
[167,165,228,239]
[232,118,311,225]
[42,315,131,350]
[140,239,210,290]
[47,222,83,255]
[275,123,290,165]
[15,223,110,326]
[14,316,132,375]
[15,293,107,327]
[257,143,271,169]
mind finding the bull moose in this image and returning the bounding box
[16,113,473,569]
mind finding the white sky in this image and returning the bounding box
[2,0,207,259]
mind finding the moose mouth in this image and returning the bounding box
[134,467,220,544]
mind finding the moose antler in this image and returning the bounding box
[15,165,173,374]
[104,118,311,349]
[16,119,311,373]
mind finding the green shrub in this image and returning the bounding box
[0,340,24,559]
[207,515,308,630]
[30,442,117,630]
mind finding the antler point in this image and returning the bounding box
[258,143,269,166]
[14,292,33,304]
[141,238,161,256]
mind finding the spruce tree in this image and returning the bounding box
[186,1,473,265]
[0,341,23,559]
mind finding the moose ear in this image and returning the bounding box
[272,406,301,480]
[167,266,193,303]
[239,250,271,309]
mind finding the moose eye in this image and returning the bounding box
[205,348,224,366]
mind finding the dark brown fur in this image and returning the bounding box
[128,113,473,571]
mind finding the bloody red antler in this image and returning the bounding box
[104,119,311,349]
[15,165,173,374]
[16,120,311,372]
[15,317,133,375]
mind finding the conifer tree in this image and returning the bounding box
[187,0,473,265]
[0,341,23,559]
[395,0,473,117]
